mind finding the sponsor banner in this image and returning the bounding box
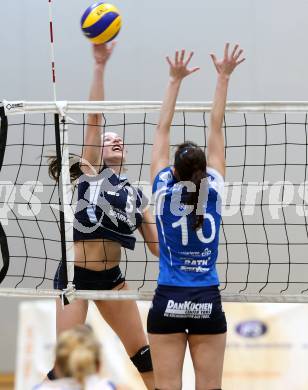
[15,301,56,390]
[224,302,308,390]
[15,301,308,390]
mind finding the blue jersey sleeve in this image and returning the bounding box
[152,167,173,194]
[206,167,224,198]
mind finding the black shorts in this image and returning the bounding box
[54,261,125,290]
[147,285,227,335]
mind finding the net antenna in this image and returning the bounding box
[48,0,57,102]
[48,0,75,304]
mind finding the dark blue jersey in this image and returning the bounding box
[73,166,147,249]
[152,166,224,287]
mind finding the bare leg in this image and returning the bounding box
[56,298,89,335]
[95,283,154,390]
[45,299,89,379]
[188,333,226,390]
[148,332,187,390]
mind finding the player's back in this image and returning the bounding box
[153,166,224,287]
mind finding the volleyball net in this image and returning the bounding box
[1,100,308,302]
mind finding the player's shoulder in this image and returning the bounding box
[206,167,224,197]
[156,166,173,183]
[152,166,174,193]
[207,167,224,182]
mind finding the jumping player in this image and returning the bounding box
[148,44,245,390]
[48,43,157,389]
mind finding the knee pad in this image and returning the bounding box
[47,368,57,381]
[130,345,153,373]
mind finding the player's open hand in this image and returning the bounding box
[210,43,245,78]
[92,41,116,65]
[166,50,200,82]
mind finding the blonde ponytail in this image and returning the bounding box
[55,325,101,387]
[69,345,97,387]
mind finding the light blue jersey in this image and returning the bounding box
[153,166,224,287]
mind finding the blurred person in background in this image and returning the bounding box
[36,325,129,390]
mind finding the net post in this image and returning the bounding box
[0,104,8,171]
[0,104,9,285]
[54,113,75,301]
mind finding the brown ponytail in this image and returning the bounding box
[174,141,207,230]
[47,153,82,183]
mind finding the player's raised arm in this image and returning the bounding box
[150,50,199,184]
[207,43,245,177]
[138,208,159,257]
[81,42,116,175]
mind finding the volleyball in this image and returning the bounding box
[81,2,121,44]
